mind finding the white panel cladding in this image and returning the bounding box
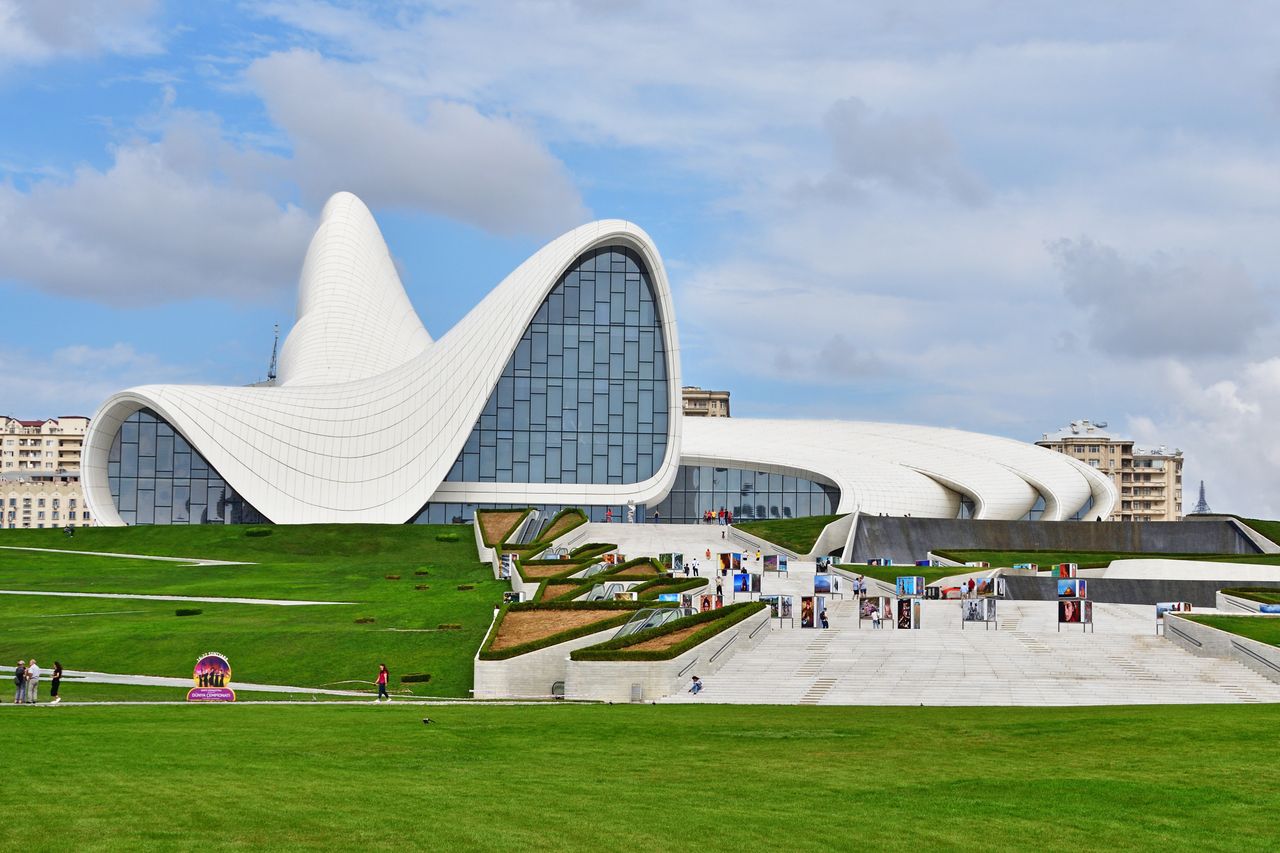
[81,190,1110,527]
[679,417,1114,522]
[83,196,681,526]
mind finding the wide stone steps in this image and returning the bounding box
[661,601,1280,706]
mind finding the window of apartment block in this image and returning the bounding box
[52,511,59,520]
[37,498,45,507]
[81,511,90,521]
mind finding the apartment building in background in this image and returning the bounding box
[1036,419,1183,521]
[1,415,94,529]
[681,386,731,418]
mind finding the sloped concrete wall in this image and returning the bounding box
[850,517,1256,565]
[1163,614,1280,684]
[1002,576,1280,607]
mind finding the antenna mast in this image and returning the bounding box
[1193,480,1211,514]
[267,323,279,382]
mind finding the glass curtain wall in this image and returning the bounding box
[441,245,669,487]
[107,408,267,525]
[648,465,839,524]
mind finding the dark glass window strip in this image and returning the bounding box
[647,465,839,524]
[107,408,267,525]
[443,246,669,487]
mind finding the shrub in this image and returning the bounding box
[354,616,376,624]
[435,532,460,542]
[437,623,462,630]
[457,584,475,591]
[400,673,432,683]
[415,584,430,590]
[571,542,615,558]
[385,574,401,580]
[175,608,203,617]
[245,527,273,538]
[414,569,430,576]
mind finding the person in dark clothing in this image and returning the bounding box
[14,660,26,704]
[50,662,63,704]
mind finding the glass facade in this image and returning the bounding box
[648,465,839,524]
[108,408,267,525]
[413,502,644,526]
[443,245,669,486]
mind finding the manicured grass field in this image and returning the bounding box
[734,514,843,554]
[0,524,501,698]
[4,702,1279,851]
[1187,615,1280,648]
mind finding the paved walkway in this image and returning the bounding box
[55,669,366,696]
[0,590,353,606]
[661,599,1280,706]
[0,545,252,567]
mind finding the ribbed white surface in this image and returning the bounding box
[682,418,1115,521]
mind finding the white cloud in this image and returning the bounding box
[0,0,162,68]
[245,50,586,236]
[0,113,314,305]
[0,343,196,417]
[1051,237,1272,357]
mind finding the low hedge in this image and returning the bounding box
[633,578,705,600]
[571,602,766,662]
[477,602,647,661]
[477,507,534,547]
[1220,587,1280,604]
[570,542,616,559]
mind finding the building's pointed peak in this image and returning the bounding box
[277,192,433,386]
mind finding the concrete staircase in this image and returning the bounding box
[661,600,1280,706]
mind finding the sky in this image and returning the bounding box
[1,1,1279,515]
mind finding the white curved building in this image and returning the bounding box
[82,192,1114,527]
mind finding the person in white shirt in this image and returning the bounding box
[25,659,40,704]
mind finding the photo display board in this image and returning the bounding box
[659,552,683,574]
[733,572,761,593]
[896,576,926,597]
[1057,579,1088,599]
[801,596,816,628]
[1056,563,1079,578]
[500,553,517,579]
[763,554,778,572]
[962,598,997,622]
[1057,599,1093,623]
[761,595,781,618]
[779,595,794,620]
[1156,602,1192,619]
[896,597,922,629]
[860,597,891,620]
[814,574,832,594]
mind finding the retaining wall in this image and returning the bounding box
[1163,614,1280,684]
[848,517,1259,565]
[473,624,620,700]
[1002,576,1280,607]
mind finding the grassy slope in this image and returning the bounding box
[934,548,1280,570]
[0,524,500,698]
[734,514,844,554]
[4,703,1280,851]
[1187,615,1280,647]
[1240,517,1280,547]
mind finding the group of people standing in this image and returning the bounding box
[702,508,734,525]
[13,659,61,705]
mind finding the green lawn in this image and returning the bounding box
[4,702,1280,851]
[1220,587,1280,605]
[1187,615,1280,648]
[0,524,501,698]
[934,548,1280,570]
[734,514,844,554]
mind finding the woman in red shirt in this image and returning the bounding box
[375,664,390,703]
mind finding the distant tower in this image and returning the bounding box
[1193,480,1211,514]
[267,323,280,383]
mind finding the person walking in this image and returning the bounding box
[50,662,63,705]
[652,509,661,523]
[605,508,613,524]
[820,609,829,629]
[871,608,883,629]
[968,578,976,598]
[25,659,40,704]
[375,664,390,703]
[14,660,26,704]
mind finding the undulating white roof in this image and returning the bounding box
[82,192,1113,525]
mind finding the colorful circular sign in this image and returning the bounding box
[187,652,235,702]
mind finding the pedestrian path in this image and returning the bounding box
[0,545,252,567]
[661,600,1280,706]
[54,668,366,696]
[0,590,353,606]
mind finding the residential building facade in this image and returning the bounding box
[1,415,94,529]
[681,386,731,418]
[1036,419,1183,521]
